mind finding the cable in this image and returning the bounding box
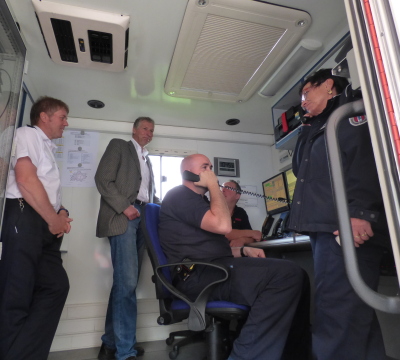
[220,184,291,204]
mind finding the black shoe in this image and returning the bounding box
[98,344,116,360]
[135,346,145,357]
[98,343,145,360]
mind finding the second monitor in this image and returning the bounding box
[262,172,290,216]
[284,168,297,203]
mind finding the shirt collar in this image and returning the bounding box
[34,125,57,152]
[131,138,149,158]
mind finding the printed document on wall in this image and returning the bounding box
[61,130,99,187]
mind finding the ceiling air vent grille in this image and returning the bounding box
[88,30,113,64]
[165,0,311,103]
[51,18,77,63]
[181,14,285,96]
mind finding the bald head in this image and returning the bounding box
[180,154,213,174]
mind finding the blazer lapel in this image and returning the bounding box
[128,140,141,173]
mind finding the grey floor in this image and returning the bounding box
[46,340,400,360]
[47,340,208,360]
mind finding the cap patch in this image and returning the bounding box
[349,115,367,126]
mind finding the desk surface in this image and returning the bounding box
[248,234,311,250]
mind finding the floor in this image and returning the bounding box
[47,340,208,360]
[46,340,400,360]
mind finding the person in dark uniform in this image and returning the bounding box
[0,96,72,359]
[159,154,308,360]
[288,68,390,360]
[221,180,262,247]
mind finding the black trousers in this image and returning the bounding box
[0,199,69,360]
[310,232,385,360]
[177,257,310,360]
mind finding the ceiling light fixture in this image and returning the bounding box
[87,100,105,109]
[226,118,240,125]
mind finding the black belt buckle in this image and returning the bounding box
[175,259,195,282]
[135,199,147,206]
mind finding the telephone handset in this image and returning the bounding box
[261,216,274,237]
[272,218,283,238]
[271,212,290,238]
[182,170,200,182]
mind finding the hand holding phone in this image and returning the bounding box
[182,170,200,182]
[182,170,217,189]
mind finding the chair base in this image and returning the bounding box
[205,318,232,360]
[167,330,205,359]
[166,319,234,360]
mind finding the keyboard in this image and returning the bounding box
[250,235,311,249]
[263,235,283,241]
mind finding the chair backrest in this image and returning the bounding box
[142,203,173,297]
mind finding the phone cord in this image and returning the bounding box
[220,185,291,204]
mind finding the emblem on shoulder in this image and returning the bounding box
[349,115,367,126]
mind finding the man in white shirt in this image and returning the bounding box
[0,96,72,360]
[95,117,160,360]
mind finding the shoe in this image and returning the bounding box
[134,346,145,357]
[98,343,116,360]
[98,343,145,360]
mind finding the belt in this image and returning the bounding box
[134,199,147,206]
[7,198,29,210]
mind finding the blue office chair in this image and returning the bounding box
[141,203,249,360]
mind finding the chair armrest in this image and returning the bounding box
[155,261,229,331]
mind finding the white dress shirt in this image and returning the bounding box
[131,138,150,202]
[6,126,62,211]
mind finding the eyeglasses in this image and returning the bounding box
[301,86,313,102]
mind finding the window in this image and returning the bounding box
[149,155,184,200]
[0,1,26,231]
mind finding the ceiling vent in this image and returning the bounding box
[165,0,311,103]
[32,0,129,72]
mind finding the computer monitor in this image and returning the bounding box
[262,172,290,215]
[284,168,297,202]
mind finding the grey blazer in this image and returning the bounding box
[95,138,159,238]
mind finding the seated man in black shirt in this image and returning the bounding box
[222,180,262,247]
[158,154,309,360]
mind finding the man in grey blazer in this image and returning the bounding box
[95,117,160,360]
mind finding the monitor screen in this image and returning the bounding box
[284,168,297,203]
[262,172,290,215]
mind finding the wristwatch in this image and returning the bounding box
[57,207,70,217]
[240,246,247,257]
